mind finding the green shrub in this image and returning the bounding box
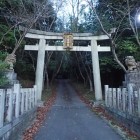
[0,52,9,86]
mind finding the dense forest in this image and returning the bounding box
[0,0,140,90]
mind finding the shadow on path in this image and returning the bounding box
[35,80,122,140]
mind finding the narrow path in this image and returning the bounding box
[35,80,122,140]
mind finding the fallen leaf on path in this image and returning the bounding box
[23,90,56,140]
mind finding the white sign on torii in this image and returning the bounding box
[24,29,111,102]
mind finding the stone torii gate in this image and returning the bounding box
[24,29,111,102]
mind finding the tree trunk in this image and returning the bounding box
[75,52,86,85]
[46,68,49,89]
[89,77,93,92]
[50,54,64,85]
[79,52,93,91]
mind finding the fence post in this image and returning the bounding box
[6,89,13,122]
[138,88,140,117]
[127,83,133,115]
[25,89,28,112]
[31,88,34,107]
[117,88,121,110]
[30,88,32,109]
[134,91,138,115]
[0,89,5,128]
[34,85,37,106]
[27,89,29,111]
[108,88,112,107]
[21,89,25,115]
[105,85,109,107]
[122,88,126,112]
[113,88,117,109]
[14,84,20,118]
[29,89,32,110]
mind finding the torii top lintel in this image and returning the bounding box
[23,27,111,52]
[24,28,110,40]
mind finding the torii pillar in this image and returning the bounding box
[91,39,102,101]
[35,39,46,100]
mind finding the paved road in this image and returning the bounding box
[35,80,122,140]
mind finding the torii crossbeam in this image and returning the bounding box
[24,29,111,102]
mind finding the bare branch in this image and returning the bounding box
[86,0,127,73]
